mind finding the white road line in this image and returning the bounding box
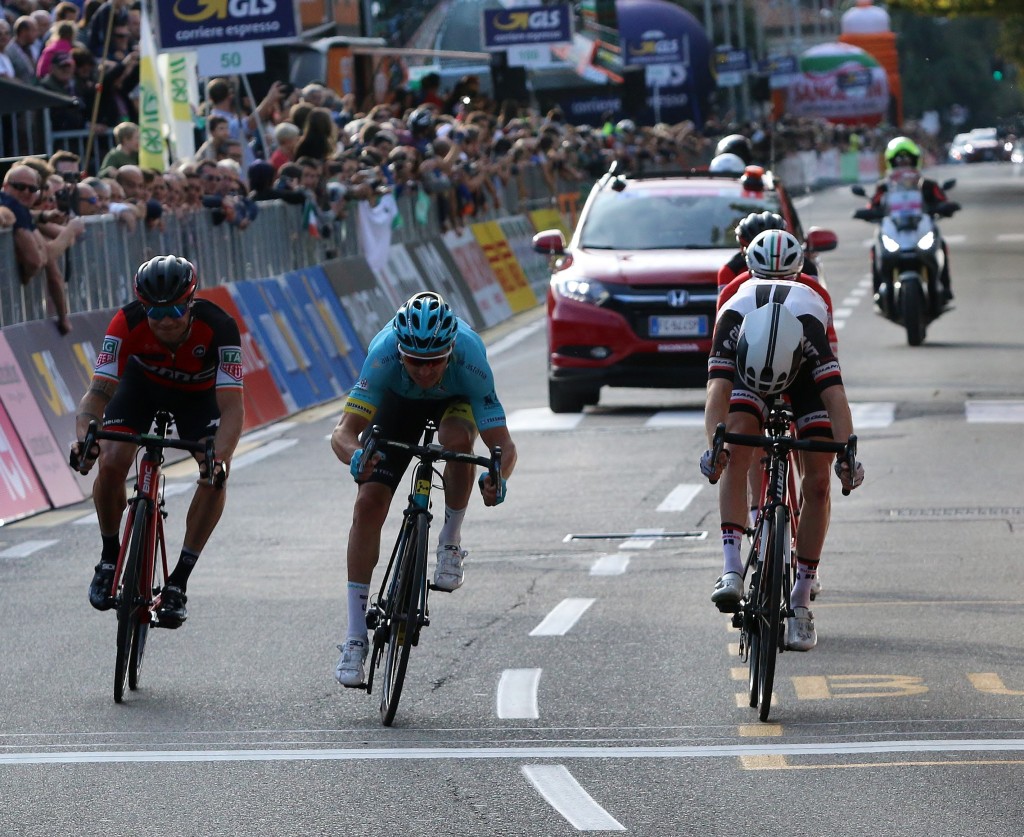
[496,669,541,719]
[618,528,664,549]
[645,410,704,428]
[506,408,584,433]
[230,437,298,469]
[241,422,296,443]
[834,319,846,330]
[0,539,58,558]
[6,739,1024,766]
[834,307,854,319]
[487,318,546,357]
[849,285,869,297]
[850,402,896,428]
[530,598,595,636]
[944,234,966,245]
[590,553,631,575]
[997,233,1024,242]
[522,765,626,831]
[966,400,1024,423]
[657,483,702,513]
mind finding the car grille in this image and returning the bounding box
[602,283,719,339]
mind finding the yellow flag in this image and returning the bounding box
[138,5,167,171]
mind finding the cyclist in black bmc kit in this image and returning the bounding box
[70,255,245,627]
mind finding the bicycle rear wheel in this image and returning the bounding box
[115,501,148,703]
[756,505,787,721]
[379,515,427,726]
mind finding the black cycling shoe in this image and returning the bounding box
[88,562,116,611]
[157,585,188,628]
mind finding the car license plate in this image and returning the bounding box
[649,315,708,337]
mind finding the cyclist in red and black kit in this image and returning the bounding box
[71,255,244,627]
[717,211,818,295]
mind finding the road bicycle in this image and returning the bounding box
[72,412,214,704]
[712,401,856,721]
[351,421,501,726]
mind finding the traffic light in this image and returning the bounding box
[992,58,1005,81]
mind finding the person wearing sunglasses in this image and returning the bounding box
[71,255,244,629]
[330,291,518,687]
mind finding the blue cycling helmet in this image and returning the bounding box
[393,291,458,356]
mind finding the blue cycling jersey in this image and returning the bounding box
[342,317,508,430]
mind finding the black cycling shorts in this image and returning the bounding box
[729,364,833,439]
[102,361,220,441]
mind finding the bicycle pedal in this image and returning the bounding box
[342,682,369,691]
[427,582,452,593]
[731,612,743,629]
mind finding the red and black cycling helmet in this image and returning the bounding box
[736,211,788,248]
[134,255,198,306]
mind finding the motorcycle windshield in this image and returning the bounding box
[886,185,923,231]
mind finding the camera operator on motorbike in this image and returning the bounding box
[866,137,960,303]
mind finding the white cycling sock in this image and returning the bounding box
[346,582,369,640]
[791,557,819,609]
[437,505,466,548]
[721,523,745,576]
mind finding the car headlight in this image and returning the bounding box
[917,231,935,250]
[552,276,609,305]
[881,234,901,253]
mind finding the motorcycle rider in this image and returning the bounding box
[866,137,959,303]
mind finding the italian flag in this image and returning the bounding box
[302,199,319,238]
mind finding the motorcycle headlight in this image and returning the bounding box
[881,234,901,253]
[917,231,935,250]
[552,276,609,305]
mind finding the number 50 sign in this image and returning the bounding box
[196,41,265,78]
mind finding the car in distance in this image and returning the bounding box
[950,127,1013,163]
[532,164,838,413]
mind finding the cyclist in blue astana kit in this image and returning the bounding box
[330,291,518,687]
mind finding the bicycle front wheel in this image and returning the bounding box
[115,501,148,703]
[379,514,427,726]
[129,513,161,691]
[756,504,788,721]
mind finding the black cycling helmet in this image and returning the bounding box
[714,133,753,165]
[408,107,435,134]
[736,211,788,248]
[134,255,198,306]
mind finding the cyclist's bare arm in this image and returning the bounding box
[71,376,117,470]
[331,410,370,467]
[213,387,244,463]
[704,377,732,449]
[479,425,517,480]
[820,386,855,444]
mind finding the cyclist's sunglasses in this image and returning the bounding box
[400,350,450,368]
[145,302,190,320]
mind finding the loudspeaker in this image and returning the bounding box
[491,51,528,106]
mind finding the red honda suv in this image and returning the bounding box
[532,165,838,412]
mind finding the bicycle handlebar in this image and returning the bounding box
[70,420,216,484]
[363,425,502,486]
[711,423,858,496]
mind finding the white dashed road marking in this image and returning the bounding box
[966,401,1024,423]
[522,765,626,831]
[0,539,58,558]
[590,553,631,575]
[529,598,595,636]
[656,483,702,513]
[496,669,541,719]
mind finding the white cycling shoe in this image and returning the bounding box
[433,545,467,591]
[711,572,744,612]
[335,636,368,687]
[786,607,817,651]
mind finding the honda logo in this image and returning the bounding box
[666,289,690,307]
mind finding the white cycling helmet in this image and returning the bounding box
[745,229,804,278]
[708,152,745,174]
[735,303,804,395]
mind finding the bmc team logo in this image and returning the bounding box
[220,348,243,382]
[94,337,120,369]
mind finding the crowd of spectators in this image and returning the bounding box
[3,0,936,337]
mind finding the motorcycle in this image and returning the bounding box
[851,173,959,346]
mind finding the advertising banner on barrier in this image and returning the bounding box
[498,215,551,301]
[322,257,395,350]
[289,267,367,390]
[472,221,539,312]
[0,333,84,515]
[0,398,51,524]
[442,228,512,328]
[1,312,110,499]
[404,240,486,332]
[198,286,289,431]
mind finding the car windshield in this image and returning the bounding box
[579,188,781,250]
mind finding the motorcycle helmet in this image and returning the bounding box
[709,153,745,174]
[134,255,198,306]
[736,211,787,248]
[408,107,435,135]
[714,133,753,165]
[616,119,636,135]
[736,303,804,395]
[745,229,805,278]
[885,136,921,171]
[393,291,458,356]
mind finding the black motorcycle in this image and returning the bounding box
[851,175,959,346]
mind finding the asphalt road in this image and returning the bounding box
[2,162,1023,835]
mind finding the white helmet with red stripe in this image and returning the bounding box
[745,229,804,278]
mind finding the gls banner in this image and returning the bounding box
[157,0,298,51]
[482,5,572,50]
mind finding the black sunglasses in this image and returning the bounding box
[8,181,40,193]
